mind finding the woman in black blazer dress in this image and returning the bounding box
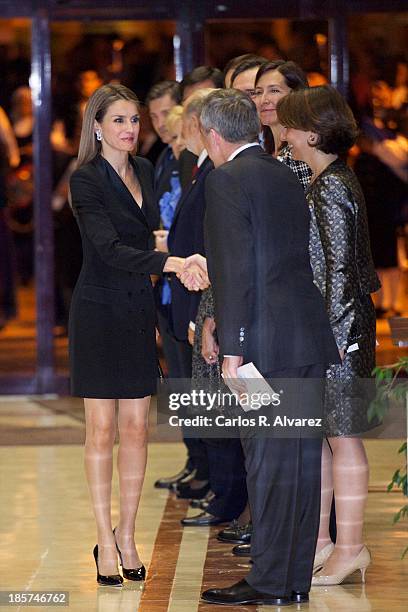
[69,84,208,586]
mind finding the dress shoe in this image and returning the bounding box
[93,545,123,587]
[113,528,146,581]
[181,511,225,527]
[291,591,309,603]
[176,482,210,500]
[154,466,195,489]
[312,545,371,586]
[232,543,251,557]
[170,468,197,491]
[201,578,292,606]
[313,542,334,572]
[190,490,215,508]
[217,521,252,544]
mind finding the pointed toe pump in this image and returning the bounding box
[113,528,146,581]
[93,545,123,587]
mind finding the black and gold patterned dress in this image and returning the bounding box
[192,287,220,383]
[306,158,381,436]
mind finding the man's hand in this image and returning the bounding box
[222,355,245,396]
[178,254,210,291]
[201,317,219,365]
[153,229,169,253]
[188,326,195,346]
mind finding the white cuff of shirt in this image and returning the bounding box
[189,321,196,331]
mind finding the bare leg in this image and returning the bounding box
[319,437,369,573]
[84,398,118,575]
[315,438,334,554]
[114,396,150,568]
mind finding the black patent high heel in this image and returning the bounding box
[93,544,123,587]
[113,528,146,581]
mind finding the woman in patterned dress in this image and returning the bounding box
[278,85,380,586]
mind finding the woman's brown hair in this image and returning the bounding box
[254,60,308,90]
[77,83,139,169]
[276,85,358,155]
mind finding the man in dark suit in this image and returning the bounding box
[167,89,214,503]
[168,89,248,523]
[146,80,181,208]
[178,66,225,192]
[200,89,340,606]
[168,88,213,343]
[147,80,195,490]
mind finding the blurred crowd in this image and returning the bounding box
[0,30,406,331]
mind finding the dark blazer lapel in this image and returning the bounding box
[129,155,153,224]
[95,155,149,228]
[172,177,194,223]
[172,157,213,224]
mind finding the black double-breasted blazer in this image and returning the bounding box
[69,154,169,398]
[204,145,340,374]
[168,156,213,341]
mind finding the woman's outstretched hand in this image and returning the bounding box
[178,254,210,291]
[163,254,210,291]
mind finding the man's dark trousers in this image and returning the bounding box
[242,363,325,597]
[204,437,248,520]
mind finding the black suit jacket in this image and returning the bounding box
[178,148,199,192]
[154,145,179,218]
[204,145,340,373]
[68,154,169,398]
[168,156,214,341]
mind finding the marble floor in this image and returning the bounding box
[0,397,407,611]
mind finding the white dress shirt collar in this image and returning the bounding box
[227,142,259,162]
[197,149,208,168]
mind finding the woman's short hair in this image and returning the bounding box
[277,85,359,155]
[255,60,308,90]
[77,84,139,169]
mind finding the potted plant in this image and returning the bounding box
[369,356,407,558]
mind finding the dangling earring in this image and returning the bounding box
[96,129,102,141]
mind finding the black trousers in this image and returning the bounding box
[243,363,325,596]
[204,438,248,520]
[157,309,209,479]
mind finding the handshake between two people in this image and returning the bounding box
[163,253,210,291]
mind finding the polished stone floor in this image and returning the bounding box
[0,396,407,611]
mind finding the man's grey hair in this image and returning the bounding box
[183,88,217,118]
[200,89,261,143]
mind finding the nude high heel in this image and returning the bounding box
[313,542,335,573]
[312,545,371,586]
